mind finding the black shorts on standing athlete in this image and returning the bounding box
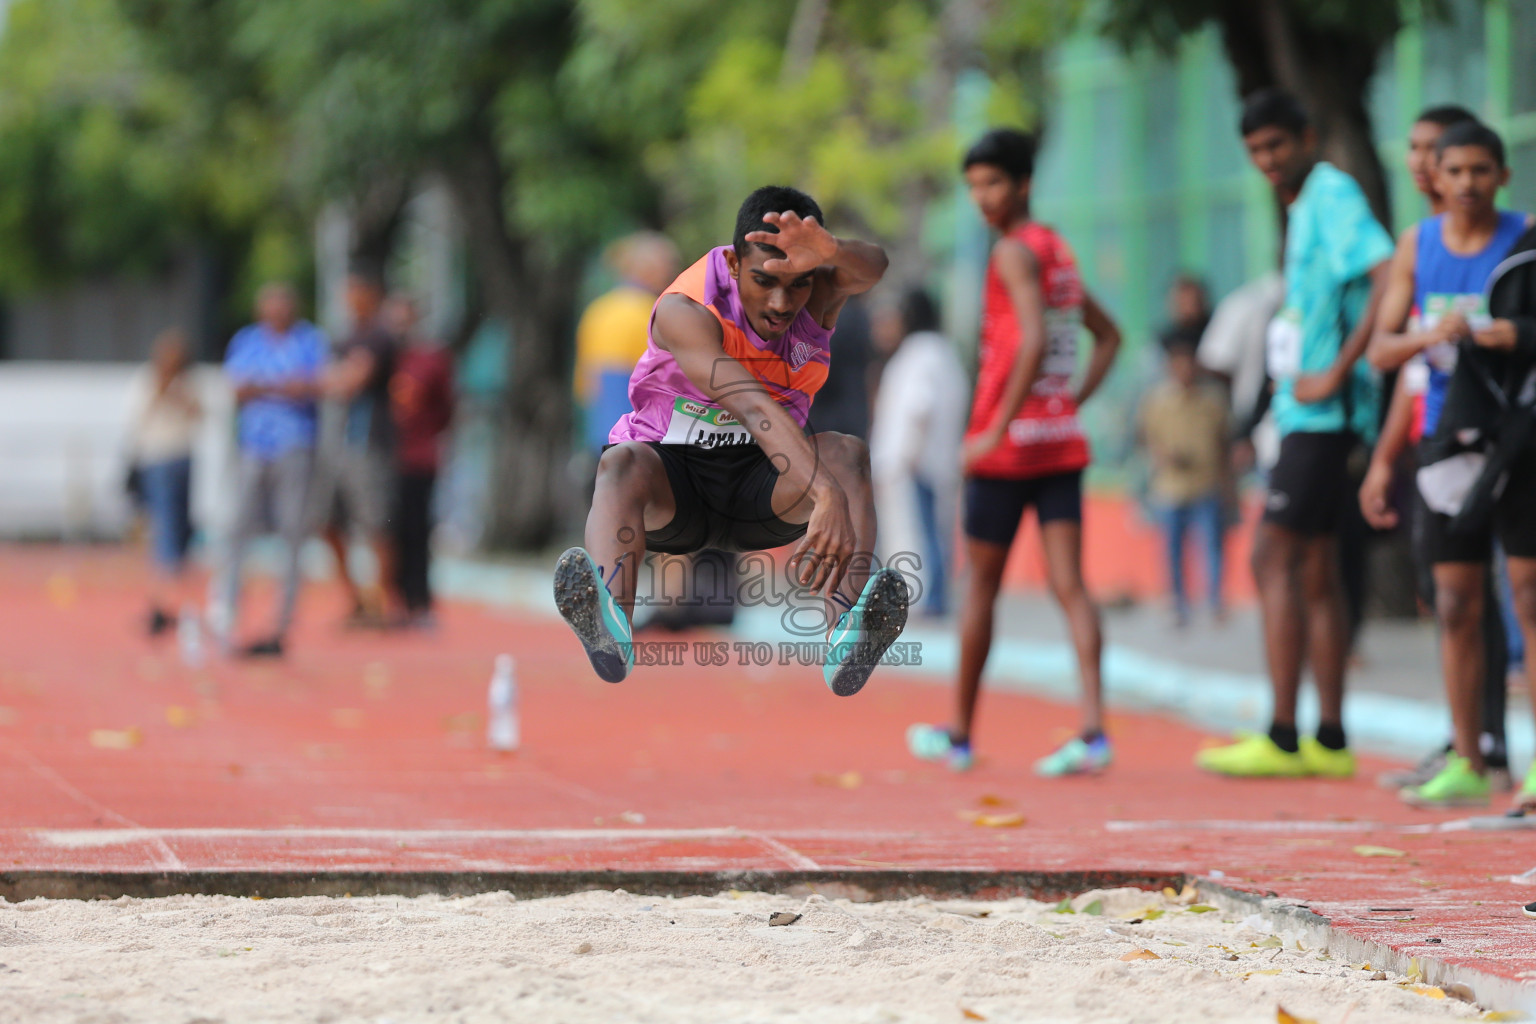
[963,470,1084,548]
[1261,430,1356,536]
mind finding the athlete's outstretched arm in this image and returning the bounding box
[963,237,1044,471]
[1074,290,1122,407]
[1293,258,1392,404]
[653,294,855,595]
[745,211,888,330]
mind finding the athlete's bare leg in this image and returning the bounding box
[1432,561,1487,770]
[953,537,1010,745]
[584,442,678,618]
[771,431,877,628]
[1041,519,1104,736]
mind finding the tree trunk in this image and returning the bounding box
[442,129,577,551]
[1217,0,1395,226]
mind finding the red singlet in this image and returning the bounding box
[966,221,1091,479]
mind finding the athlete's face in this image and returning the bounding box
[964,163,1029,231]
[1435,144,1507,216]
[1243,125,1312,195]
[726,244,815,341]
[1407,120,1447,199]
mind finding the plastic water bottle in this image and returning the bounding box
[487,654,519,752]
[178,606,204,669]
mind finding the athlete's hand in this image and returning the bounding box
[1290,367,1343,405]
[1358,459,1398,530]
[790,481,855,595]
[1431,311,1472,346]
[1473,318,1518,351]
[745,211,838,276]
[961,428,1004,473]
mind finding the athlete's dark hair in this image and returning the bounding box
[1415,104,1478,129]
[1239,89,1309,138]
[962,129,1036,182]
[733,185,824,256]
[1436,119,1506,167]
[900,287,941,336]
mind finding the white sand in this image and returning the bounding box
[0,887,1479,1023]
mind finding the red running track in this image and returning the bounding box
[0,546,1530,1000]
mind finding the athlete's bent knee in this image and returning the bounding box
[594,443,654,493]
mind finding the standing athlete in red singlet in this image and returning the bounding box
[909,129,1122,775]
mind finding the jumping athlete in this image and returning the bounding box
[554,186,908,696]
[909,129,1122,775]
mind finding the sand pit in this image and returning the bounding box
[0,886,1482,1023]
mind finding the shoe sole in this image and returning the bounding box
[826,569,909,698]
[1399,790,1490,809]
[553,548,629,684]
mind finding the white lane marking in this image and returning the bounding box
[741,830,821,871]
[29,827,749,849]
[0,741,185,870]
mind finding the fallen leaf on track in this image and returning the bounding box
[813,771,862,789]
[165,706,194,728]
[959,811,1026,828]
[1352,845,1406,858]
[89,727,141,750]
[1120,949,1160,961]
[961,1009,986,1021]
[1404,985,1445,999]
[1187,904,1218,913]
[976,794,1010,807]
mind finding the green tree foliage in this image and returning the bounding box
[0,0,305,308]
[2,0,1072,547]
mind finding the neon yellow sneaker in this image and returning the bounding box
[1400,753,1490,809]
[1299,737,1356,779]
[1515,762,1536,814]
[1195,732,1310,777]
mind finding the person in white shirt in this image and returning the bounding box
[127,328,203,636]
[869,289,970,617]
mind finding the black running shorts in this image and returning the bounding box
[636,441,808,554]
[963,470,1083,548]
[1261,431,1356,536]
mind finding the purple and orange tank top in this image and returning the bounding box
[608,246,832,448]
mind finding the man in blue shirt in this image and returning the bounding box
[218,282,327,657]
[1198,90,1393,779]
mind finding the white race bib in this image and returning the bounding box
[1266,309,1303,380]
[661,396,755,448]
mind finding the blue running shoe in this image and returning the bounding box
[553,547,634,683]
[823,568,909,697]
[1033,734,1112,778]
[906,724,974,772]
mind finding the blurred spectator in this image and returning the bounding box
[218,283,327,658]
[811,295,873,438]
[1139,338,1232,626]
[574,232,679,450]
[869,289,968,617]
[1197,272,1284,468]
[127,328,202,635]
[314,271,400,626]
[1158,273,1211,353]
[387,295,455,628]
